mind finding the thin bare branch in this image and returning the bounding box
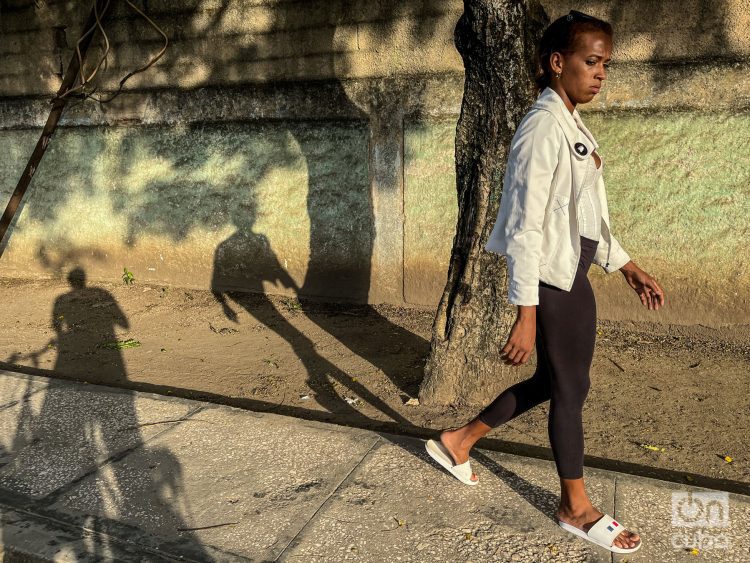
[92,0,169,104]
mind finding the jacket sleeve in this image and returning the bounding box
[501,111,562,306]
[594,228,631,273]
[592,175,632,273]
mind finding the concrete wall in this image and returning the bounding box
[0,0,748,325]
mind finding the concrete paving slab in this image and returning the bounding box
[0,370,746,562]
[612,474,750,562]
[53,405,380,561]
[281,435,614,562]
[0,378,195,498]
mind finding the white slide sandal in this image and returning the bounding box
[558,513,642,554]
[425,439,479,486]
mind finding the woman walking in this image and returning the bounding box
[425,10,664,555]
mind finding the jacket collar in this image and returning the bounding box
[532,87,598,158]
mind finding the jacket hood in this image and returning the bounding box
[532,87,598,159]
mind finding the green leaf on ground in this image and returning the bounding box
[122,268,135,285]
[98,339,141,350]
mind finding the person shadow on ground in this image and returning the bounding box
[211,201,412,426]
[51,267,130,383]
[0,268,208,559]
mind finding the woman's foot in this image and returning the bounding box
[439,428,478,482]
[555,503,640,550]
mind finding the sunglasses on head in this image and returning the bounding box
[566,10,596,22]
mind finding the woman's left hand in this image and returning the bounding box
[620,262,665,310]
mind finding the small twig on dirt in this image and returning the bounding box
[176,521,239,531]
[262,390,287,414]
[263,538,281,550]
[209,322,239,335]
[608,357,626,372]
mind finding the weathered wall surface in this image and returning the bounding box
[0,0,464,94]
[0,120,372,300]
[0,0,748,325]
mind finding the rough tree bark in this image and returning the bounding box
[419,0,547,406]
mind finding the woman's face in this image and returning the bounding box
[551,30,612,105]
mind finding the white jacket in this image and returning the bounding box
[485,87,631,306]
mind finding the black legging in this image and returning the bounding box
[477,236,599,479]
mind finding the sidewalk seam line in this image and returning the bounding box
[273,434,383,562]
[40,405,206,505]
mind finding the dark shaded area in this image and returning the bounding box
[211,196,298,313]
[1,268,207,558]
[51,267,130,380]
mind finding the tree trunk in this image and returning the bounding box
[0,1,110,254]
[419,0,547,406]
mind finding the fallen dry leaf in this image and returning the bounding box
[639,443,665,452]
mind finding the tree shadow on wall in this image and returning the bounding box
[603,0,733,93]
[266,0,438,405]
[0,268,209,558]
[294,123,431,401]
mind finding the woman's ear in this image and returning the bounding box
[549,52,564,75]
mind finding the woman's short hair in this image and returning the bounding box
[535,11,613,92]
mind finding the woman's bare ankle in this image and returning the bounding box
[441,418,490,449]
[461,421,487,447]
[558,477,594,515]
[557,499,594,515]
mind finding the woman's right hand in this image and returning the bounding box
[501,306,536,365]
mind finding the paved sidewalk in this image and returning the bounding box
[0,369,747,562]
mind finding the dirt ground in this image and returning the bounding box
[0,276,748,490]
